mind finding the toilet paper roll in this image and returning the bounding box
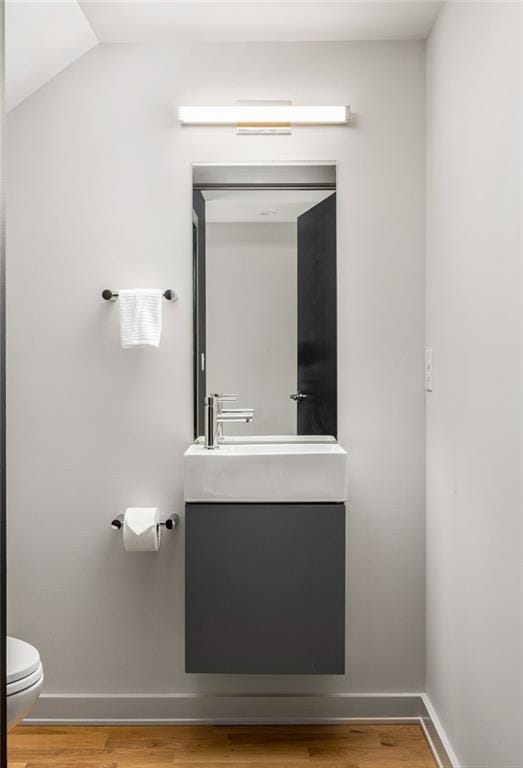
[123,507,161,552]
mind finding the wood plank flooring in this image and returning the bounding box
[8,724,437,767]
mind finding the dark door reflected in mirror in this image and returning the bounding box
[192,164,337,440]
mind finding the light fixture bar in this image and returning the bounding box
[178,105,350,126]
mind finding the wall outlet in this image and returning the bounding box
[425,348,433,392]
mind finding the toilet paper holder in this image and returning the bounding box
[110,512,179,531]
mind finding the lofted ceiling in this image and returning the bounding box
[6,0,98,111]
[80,1,443,43]
[6,1,443,112]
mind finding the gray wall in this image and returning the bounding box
[206,222,297,436]
[7,41,425,707]
[426,4,522,766]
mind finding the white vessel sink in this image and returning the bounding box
[184,442,348,503]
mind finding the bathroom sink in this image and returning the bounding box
[194,434,337,445]
[184,442,348,503]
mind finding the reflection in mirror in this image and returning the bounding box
[192,164,337,440]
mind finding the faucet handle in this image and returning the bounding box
[214,393,238,402]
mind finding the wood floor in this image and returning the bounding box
[8,724,437,767]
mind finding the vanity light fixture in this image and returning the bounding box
[178,105,350,127]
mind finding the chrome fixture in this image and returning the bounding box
[110,512,180,531]
[205,393,255,449]
[290,392,308,402]
[102,289,178,302]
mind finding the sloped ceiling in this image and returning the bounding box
[6,0,98,112]
[6,1,443,111]
[80,0,442,43]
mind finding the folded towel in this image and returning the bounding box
[119,289,163,348]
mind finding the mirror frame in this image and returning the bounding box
[192,162,338,441]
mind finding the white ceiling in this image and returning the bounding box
[6,0,98,111]
[79,1,443,43]
[204,189,333,223]
[6,1,443,112]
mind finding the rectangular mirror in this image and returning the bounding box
[192,163,337,440]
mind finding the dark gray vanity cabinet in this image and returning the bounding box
[185,502,345,674]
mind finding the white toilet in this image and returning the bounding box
[7,636,44,731]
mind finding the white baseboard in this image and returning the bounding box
[25,691,457,768]
[27,691,424,724]
[419,694,460,768]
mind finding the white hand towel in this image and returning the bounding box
[119,289,163,348]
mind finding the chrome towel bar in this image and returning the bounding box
[102,289,177,302]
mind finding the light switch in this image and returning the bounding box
[425,348,433,392]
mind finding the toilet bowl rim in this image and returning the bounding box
[7,663,44,697]
[7,636,41,683]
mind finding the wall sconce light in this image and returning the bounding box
[178,102,350,134]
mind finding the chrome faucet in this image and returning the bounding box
[204,393,255,449]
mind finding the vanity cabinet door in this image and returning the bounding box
[185,502,345,674]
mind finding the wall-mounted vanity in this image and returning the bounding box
[186,164,347,675]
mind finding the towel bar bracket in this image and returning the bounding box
[102,289,178,302]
